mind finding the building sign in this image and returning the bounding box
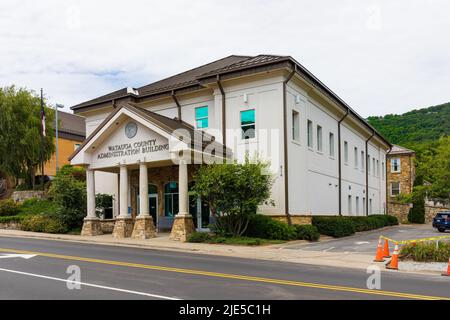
[97,139,169,159]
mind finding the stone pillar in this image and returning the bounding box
[81,169,103,236]
[170,159,195,241]
[113,164,133,238]
[131,161,156,239]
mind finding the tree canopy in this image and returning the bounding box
[0,86,55,187]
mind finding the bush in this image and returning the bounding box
[21,214,68,234]
[400,241,450,262]
[19,198,58,216]
[245,214,296,240]
[343,215,398,232]
[48,167,87,231]
[0,215,25,223]
[187,232,212,243]
[0,199,20,216]
[312,216,355,238]
[294,225,320,241]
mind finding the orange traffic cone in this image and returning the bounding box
[373,238,385,262]
[386,244,399,270]
[382,239,391,258]
[442,258,450,277]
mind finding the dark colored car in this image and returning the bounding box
[432,212,450,232]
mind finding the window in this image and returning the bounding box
[317,125,323,152]
[307,120,313,148]
[344,141,349,163]
[367,154,370,173]
[348,195,352,215]
[363,197,366,215]
[356,196,360,215]
[361,151,365,170]
[372,158,376,175]
[74,143,81,150]
[369,199,373,214]
[376,160,380,177]
[382,162,385,180]
[391,182,400,196]
[391,158,401,173]
[240,109,255,139]
[164,182,179,217]
[329,132,335,157]
[292,110,300,141]
[354,147,358,169]
[195,106,208,129]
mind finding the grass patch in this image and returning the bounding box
[18,198,59,216]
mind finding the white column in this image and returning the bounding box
[139,162,149,216]
[86,169,96,219]
[177,159,189,216]
[119,164,129,217]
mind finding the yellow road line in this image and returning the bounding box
[0,247,447,300]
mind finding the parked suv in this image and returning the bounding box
[432,212,450,232]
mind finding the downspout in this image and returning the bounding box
[365,129,375,216]
[337,108,349,216]
[216,75,226,145]
[385,145,393,215]
[283,65,296,225]
[172,90,182,121]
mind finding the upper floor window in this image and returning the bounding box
[344,141,349,163]
[354,147,358,169]
[241,109,255,139]
[376,160,380,177]
[391,158,401,173]
[307,120,313,148]
[292,110,300,142]
[361,151,365,170]
[329,132,335,157]
[195,106,209,129]
[382,162,385,180]
[372,158,376,175]
[367,154,371,173]
[391,182,400,196]
[74,143,81,151]
[317,125,323,152]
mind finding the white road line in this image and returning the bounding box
[322,247,335,252]
[0,267,180,300]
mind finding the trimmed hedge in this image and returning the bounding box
[294,225,320,241]
[245,214,297,240]
[312,215,399,238]
[0,215,25,223]
[312,216,355,238]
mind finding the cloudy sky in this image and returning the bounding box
[1,0,449,116]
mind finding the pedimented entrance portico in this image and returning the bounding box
[70,102,231,241]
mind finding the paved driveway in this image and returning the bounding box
[283,224,448,254]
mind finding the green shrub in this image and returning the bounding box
[48,167,86,230]
[312,216,355,238]
[21,214,68,234]
[245,214,296,240]
[19,198,59,216]
[400,241,450,262]
[187,232,212,243]
[0,215,25,223]
[294,225,320,241]
[0,199,20,216]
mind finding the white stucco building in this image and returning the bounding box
[70,55,391,240]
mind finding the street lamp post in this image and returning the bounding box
[54,104,64,173]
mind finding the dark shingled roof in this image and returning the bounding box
[71,55,251,110]
[50,111,85,140]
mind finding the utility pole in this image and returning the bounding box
[40,89,45,191]
[54,104,64,173]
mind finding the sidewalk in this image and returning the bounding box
[0,229,443,276]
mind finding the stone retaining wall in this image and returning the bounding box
[99,219,116,234]
[271,215,312,225]
[388,202,412,224]
[0,221,21,230]
[11,190,45,203]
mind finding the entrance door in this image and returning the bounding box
[189,195,210,231]
[149,194,158,225]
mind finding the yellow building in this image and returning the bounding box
[41,111,86,177]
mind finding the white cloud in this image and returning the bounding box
[0,0,449,116]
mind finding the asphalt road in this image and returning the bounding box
[0,236,448,300]
[283,224,448,253]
